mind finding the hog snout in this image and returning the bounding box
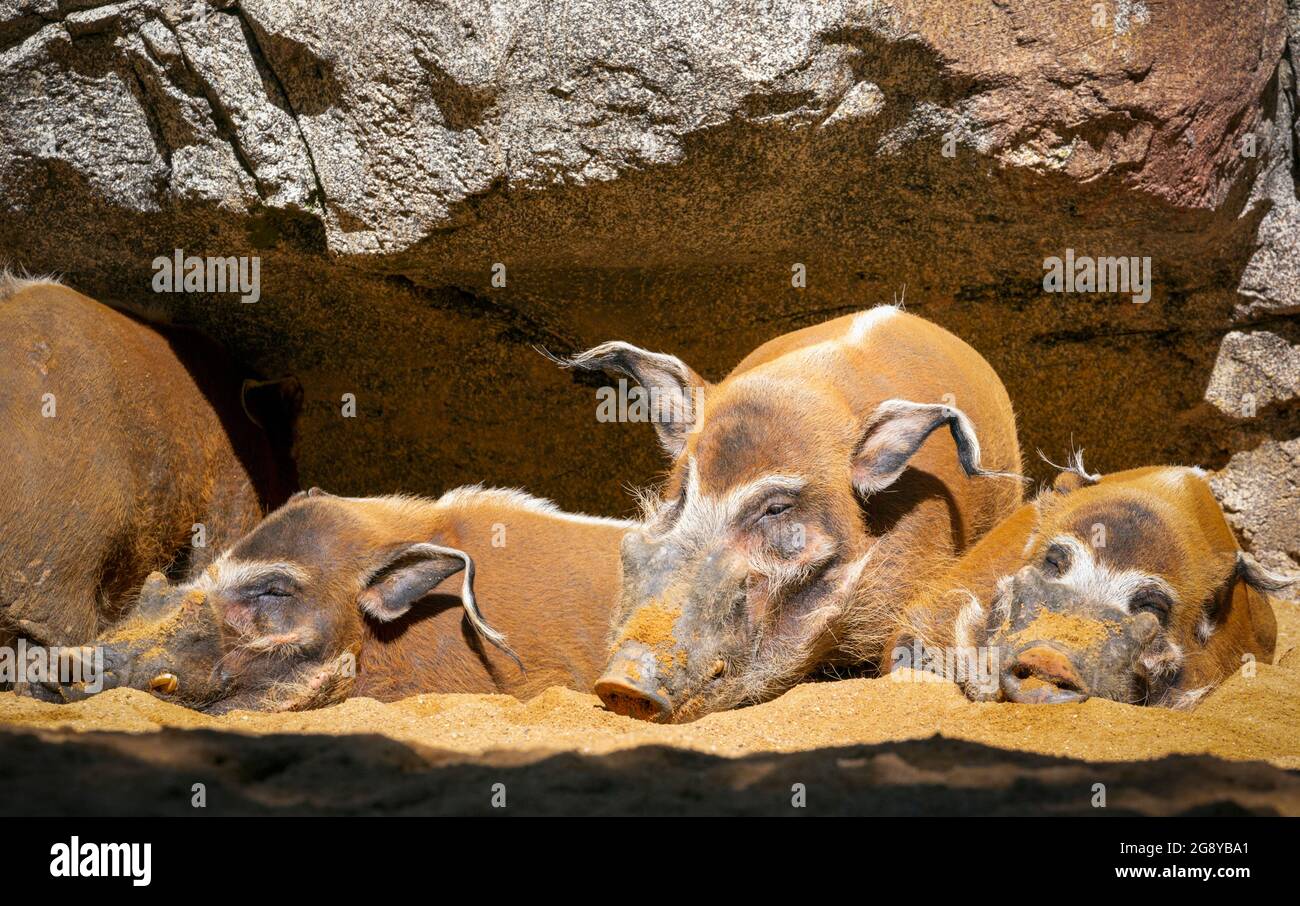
[595,642,672,721]
[1001,643,1089,704]
[607,534,752,721]
[24,575,224,705]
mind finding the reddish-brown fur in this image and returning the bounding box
[0,278,296,648]
[888,466,1280,703]
[39,488,632,711]
[673,309,1024,666]
[339,492,631,700]
[569,306,1024,720]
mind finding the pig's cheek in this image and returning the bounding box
[299,609,340,653]
[742,582,765,631]
[795,525,833,567]
[772,518,819,560]
[769,581,834,646]
[217,598,256,635]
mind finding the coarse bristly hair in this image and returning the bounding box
[1038,447,1100,485]
[0,267,61,302]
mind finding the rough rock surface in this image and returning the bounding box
[1206,331,1300,418]
[1,0,1297,572]
[1213,438,1300,576]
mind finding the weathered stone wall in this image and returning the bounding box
[2,0,1296,574]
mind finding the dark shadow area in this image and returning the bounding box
[148,317,303,511]
[863,468,965,550]
[0,727,1294,816]
[365,592,467,646]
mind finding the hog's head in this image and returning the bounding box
[22,490,512,712]
[560,340,1019,722]
[965,464,1285,708]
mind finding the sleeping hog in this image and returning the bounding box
[555,304,1024,722]
[888,460,1287,708]
[26,486,632,712]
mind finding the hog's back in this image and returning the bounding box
[356,508,630,699]
[734,308,1021,543]
[729,308,1022,660]
[0,283,275,645]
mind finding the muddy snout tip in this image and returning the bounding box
[1001,643,1090,704]
[596,640,677,722]
[594,673,672,722]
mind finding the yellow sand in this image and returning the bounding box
[2,600,1297,769]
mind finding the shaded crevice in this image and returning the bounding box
[383,275,579,352]
[413,40,498,132]
[124,54,173,179]
[821,24,977,108]
[0,14,56,55]
[1,0,154,53]
[1180,401,1300,472]
[161,16,267,200]
[1283,25,1300,193]
[230,4,327,213]
[1029,313,1300,347]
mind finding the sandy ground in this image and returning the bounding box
[0,601,1296,815]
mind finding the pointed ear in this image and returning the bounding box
[358,543,521,668]
[548,341,706,458]
[359,543,466,622]
[852,399,1024,496]
[1202,552,1286,663]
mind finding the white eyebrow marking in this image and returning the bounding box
[1046,535,1179,613]
[667,463,808,548]
[732,475,807,508]
[194,559,310,593]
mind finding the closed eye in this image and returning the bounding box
[1043,543,1071,577]
[1131,589,1172,619]
[243,580,297,601]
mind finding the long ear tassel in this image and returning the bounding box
[415,543,524,671]
[1236,551,1296,594]
[1038,448,1100,484]
[859,400,1027,493]
[944,405,1030,485]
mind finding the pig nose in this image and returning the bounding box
[1001,643,1089,704]
[16,645,122,703]
[595,643,672,721]
[595,675,672,722]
